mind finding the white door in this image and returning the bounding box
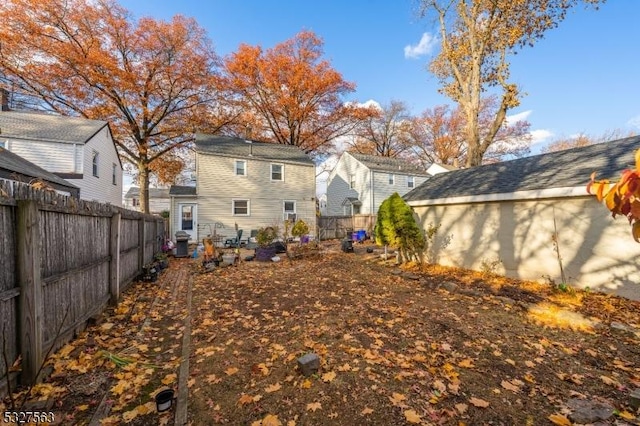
[178,203,197,242]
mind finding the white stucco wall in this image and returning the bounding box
[412,195,640,300]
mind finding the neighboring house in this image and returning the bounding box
[326,152,430,216]
[318,193,327,216]
[427,162,458,175]
[124,187,170,214]
[0,109,123,206]
[0,147,79,197]
[169,135,316,242]
[404,136,640,301]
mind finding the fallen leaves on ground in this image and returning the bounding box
[7,242,640,425]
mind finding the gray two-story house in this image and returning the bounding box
[169,135,316,242]
[326,152,430,216]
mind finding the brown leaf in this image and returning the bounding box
[265,382,282,393]
[501,380,520,393]
[600,375,620,386]
[237,394,254,405]
[225,367,239,376]
[469,397,490,408]
[361,407,374,415]
[388,392,407,407]
[458,358,474,368]
[306,402,322,412]
[455,403,468,414]
[548,414,572,425]
[321,371,336,382]
[404,410,422,424]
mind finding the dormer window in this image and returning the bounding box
[408,176,415,188]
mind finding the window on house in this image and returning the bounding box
[0,140,5,149]
[271,163,283,181]
[408,176,415,188]
[112,163,117,185]
[235,160,246,176]
[92,151,99,177]
[133,198,139,207]
[233,199,250,216]
[284,200,296,221]
[181,205,193,230]
[350,175,355,189]
[388,174,394,185]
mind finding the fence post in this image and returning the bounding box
[17,200,43,385]
[109,212,121,306]
[138,216,147,270]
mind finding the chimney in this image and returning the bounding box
[0,88,9,111]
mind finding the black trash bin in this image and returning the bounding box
[175,231,190,258]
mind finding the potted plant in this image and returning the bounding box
[155,252,169,270]
[255,226,279,261]
[291,219,310,245]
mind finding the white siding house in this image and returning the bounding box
[124,187,171,214]
[326,152,430,216]
[169,135,316,243]
[0,147,79,196]
[0,110,123,206]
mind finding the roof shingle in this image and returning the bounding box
[0,111,107,144]
[0,147,78,189]
[195,134,315,166]
[350,153,429,175]
[404,136,640,202]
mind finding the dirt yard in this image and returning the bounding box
[3,241,640,425]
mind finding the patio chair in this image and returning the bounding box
[224,229,243,248]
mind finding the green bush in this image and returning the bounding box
[374,193,425,263]
[256,226,279,247]
[291,219,310,238]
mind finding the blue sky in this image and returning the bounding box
[119,0,640,151]
[118,0,640,193]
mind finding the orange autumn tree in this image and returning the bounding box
[0,0,233,213]
[408,96,531,168]
[347,100,414,158]
[587,150,640,241]
[223,30,372,156]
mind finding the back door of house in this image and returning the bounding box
[178,203,197,241]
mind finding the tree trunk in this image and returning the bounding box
[138,163,150,214]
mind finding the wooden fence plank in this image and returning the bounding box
[110,213,121,305]
[17,200,43,385]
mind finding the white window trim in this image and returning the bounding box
[271,163,284,181]
[232,198,250,216]
[92,150,99,177]
[283,200,296,220]
[408,176,415,188]
[349,174,355,189]
[235,159,247,176]
[112,163,117,185]
[388,173,394,185]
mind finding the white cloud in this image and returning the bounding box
[627,114,640,129]
[529,129,554,146]
[505,110,532,125]
[404,33,437,59]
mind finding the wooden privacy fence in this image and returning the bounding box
[317,214,376,240]
[0,180,164,392]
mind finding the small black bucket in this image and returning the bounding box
[155,389,175,412]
